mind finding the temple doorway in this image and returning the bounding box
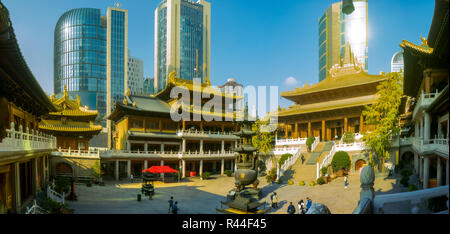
[355,159,366,171]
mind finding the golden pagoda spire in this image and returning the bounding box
[64,84,68,97]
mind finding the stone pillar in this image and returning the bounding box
[199,139,203,153]
[161,144,164,152]
[423,157,430,189]
[182,139,186,153]
[126,140,131,151]
[160,160,164,180]
[221,158,225,175]
[344,117,348,133]
[446,159,449,185]
[144,143,148,153]
[199,160,203,177]
[420,117,424,138]
[294,123,298,138]
[221,140,225,154]
[414,153,419,175]
[308,122,311,137]
[424,112,431,141]
[127,160,131,179]
[115,160,119,181]
[419,157,423,183]
[415,121,419,138]
[437,157,442,186]
[13,162,21,213]
[321,120,326,141]
[144,160,148,170]
[234,158,238,172]
[182,160,186,178]
[355,166,375,214]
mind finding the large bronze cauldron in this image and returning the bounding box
[234,168,257,186]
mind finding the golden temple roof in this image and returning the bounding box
[277,95,378,117]
[154,71,243,101]
[39,119,102,133]
[48,85,98,117]
[399,39,434,55]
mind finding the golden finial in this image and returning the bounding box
[132,101,136,107]
[123,97,128,105]
[63,85,68,97]
[420,35,429,48]
[75,94,81,106]
[125,88,131,97]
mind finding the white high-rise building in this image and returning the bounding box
[127,55,144,95]
[391,51,404,73]
[154,0,211,93]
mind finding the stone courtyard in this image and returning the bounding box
[67,172,406,214]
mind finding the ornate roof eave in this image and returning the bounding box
[400,40,434,56]
[154,71,243,101]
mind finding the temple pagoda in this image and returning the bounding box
[39,86,102,150]
[277,42,387,141]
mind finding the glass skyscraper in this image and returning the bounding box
[391,51,404,73]
[318,0,368,82]
[154,0,211,93]
[54,8,107,117]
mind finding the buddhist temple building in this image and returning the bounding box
[398,0,448,189]
[105,71,243,180]
[276,42,386,142]
[39,86,103,150]
[0,2,57,213]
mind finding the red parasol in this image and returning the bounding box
[142,166,179,174]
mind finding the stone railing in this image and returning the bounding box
[373,185,449,214]
[412,137,449,156]
[335,142,366,152]
[277,146,302,180]
[177,129,236,136]
[319,142,336,178]
[103,149,236,159]
[273,147,300,155]
[52,147,101,157]
[47,185,65,204]
[25,200,48,214]
[311,137,320,151]
[412,90,440,119]
[353,165,449,214]
[0,122,56,152]
[275,137,307,146]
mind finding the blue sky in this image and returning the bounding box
[3,0,435,112]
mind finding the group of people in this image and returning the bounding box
[168,196,179,214]
[287,197,312,214]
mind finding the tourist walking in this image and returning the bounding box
[287,202,296,214]
[130,174,134,183]
[301,155,305,164]
[172,201,179,214]
[168,196,174,213]
[298,200,306,214]
[270,192,274,208]
[273,192,279,208]
[306,197,312,212]
[344,175,348,189]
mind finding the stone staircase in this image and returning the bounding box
[287,141,335,183]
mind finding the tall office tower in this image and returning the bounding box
[54,8,107,118]
[318,0,368,81]
[127,55,144,95]
[154,0,211,93]
[106,5,128,148]
[143,77,155,95]
[391,51,404,73]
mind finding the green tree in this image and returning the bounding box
[342,132,355,144]
[362,72,403,172]
[252,119,275,170]
[91,160,104,182]
[306,136,315,152]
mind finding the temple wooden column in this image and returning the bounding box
[360,115,364,133]
[344,117,348,133]
[182,120,186,131]
[308,122,311,137]
[285,124,288,138]
[294,123,298,138]
[322,120,326,141]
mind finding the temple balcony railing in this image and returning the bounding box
[412,90,440,120]
[51,147,101,158]
[275,137,307,146]
[0,122,56,152]
[176,129,239,139]
[412,137,449,158]
[101,149,237,159]
[334,141,366,152]
[273,147,300,155]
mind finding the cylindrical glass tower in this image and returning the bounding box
[54,8,107,118]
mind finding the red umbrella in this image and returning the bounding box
[142,166,179,173]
